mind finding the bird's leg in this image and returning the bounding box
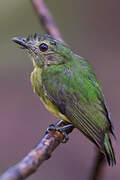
[46,120,74,143]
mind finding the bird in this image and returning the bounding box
[12,34,116,166]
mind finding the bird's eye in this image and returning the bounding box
[39,43,48,52]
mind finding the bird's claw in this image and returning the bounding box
[46,124,69,143]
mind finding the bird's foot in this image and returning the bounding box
[46,121,74,143]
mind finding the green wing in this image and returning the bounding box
[42,57,114,150]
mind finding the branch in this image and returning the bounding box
[0,121,73,180]
[89,150,106,180]
[31,0,64,43]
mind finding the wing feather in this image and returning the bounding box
[42,61,114,150]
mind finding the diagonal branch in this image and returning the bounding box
[0,121,73,180]
[89,150,106,180]
[31,0,64,43]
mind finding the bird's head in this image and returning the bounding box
[12,34,73,68]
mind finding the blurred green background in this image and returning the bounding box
[0,0,120,179]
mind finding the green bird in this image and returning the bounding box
[12,34,116,165]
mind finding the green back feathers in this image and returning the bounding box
[41,55,116,165]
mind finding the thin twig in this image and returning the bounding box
[31,0,64,43]
[89,150,106,180]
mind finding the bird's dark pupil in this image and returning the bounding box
[39,43,48,52]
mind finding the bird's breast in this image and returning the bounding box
[31,67,70,123]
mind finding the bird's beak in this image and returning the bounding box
[12,37,31,49]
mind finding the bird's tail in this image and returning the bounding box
[104,133,116,166]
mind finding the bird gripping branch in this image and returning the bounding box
[12,34,116,166]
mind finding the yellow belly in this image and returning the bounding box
[40,97,71,123]
[31,66,70,123]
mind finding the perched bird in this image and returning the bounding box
[12,34,116,165]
